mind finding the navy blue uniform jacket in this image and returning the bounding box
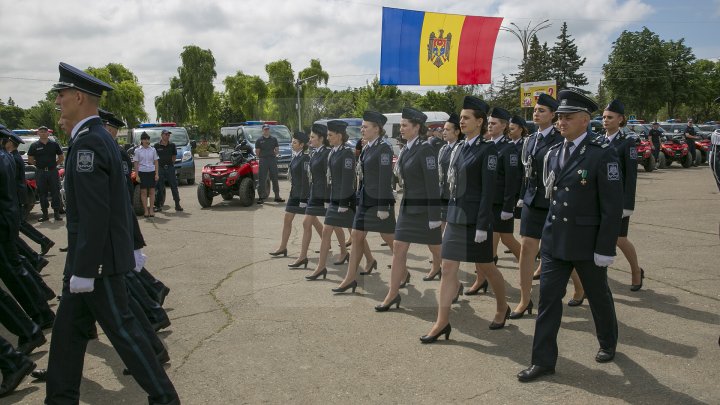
[521,127,563,208]
[358,140,395,210]
[493,137,521,213]
[541,134,623,260]
[446,138,497,230]
[288,152,310,203]
[607,133,637,211]
[328,147,355,207]
[64,117,135,278]
[0,150,19,240]
[438,142,460,200]
[398,140,441,221]
[307,147,330,206]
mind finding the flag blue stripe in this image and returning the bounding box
[380,7,424,85]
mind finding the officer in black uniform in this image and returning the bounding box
[45,62,178,405]
[684,119,699,166]
[437,113,463,232]
[154,129,182,212]
[27,126,64,222]
[427,125,447,157]
[0,332,36,398]
[255,124,284,204]
[648,122,663,163]
[518,89,622,382]
[509,115,527,219]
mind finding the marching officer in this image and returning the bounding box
[27,125,64,222]
[517,89,622,382]
[436,113,463,242]
[427,125,446,157]
[255,124,284,204]
[45,62,178,404]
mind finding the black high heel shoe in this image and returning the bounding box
[419,323,451,344]
[331,280,357,293]
[288,258,309,269]
[493,255,499,265]
[333,253,350,265]
[360,260,377,275]
[422,268,442,281]
[305,268,327,280]
[269,249,287,257]
[567,294,586,307]
[509,300,534,319]
[489,306,511,330]
[374,295,401,312]
[399,272,411,288]
[630,268,645,291]
[452,284,464,304]
[464,280,488,296]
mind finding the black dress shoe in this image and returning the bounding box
[595,348,616,363]
[489,306,511,330]
[452,284,463,303]
[274,197,285,203]
[331,280,357,293]
[157,286,171,306]
[567,295,586,307]
[288,257,309,269]
[256,199,264,205]
[152,318,171,332]
[30,368,47,381]
[38,214,49,223]
[332,253,349,265]
[35,313,55,330]
[59,246,69,252]
[53,212,63,221]
[305,268,327,280]
[268,249,288,257]
[40,239,55,255]
[419,323,451,344]
[630,268,645,291]
[359,260,377,275]
[532,274,541,280]
[36,257,49,272]
[509,300,534,319]
[517,365,555,382]
[422,268,442,281]
[464,280,488,295]
[399,272,411,289]
[0,359,36,396]
[17,332,46,355]
[374,295,401,312]
[174,204,184,211]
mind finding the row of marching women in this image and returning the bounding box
[270,89,641,382]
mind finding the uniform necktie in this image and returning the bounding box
[561,141,573,169]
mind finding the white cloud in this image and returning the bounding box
[0,0,660,121]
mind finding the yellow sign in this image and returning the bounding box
[520,80,557,108]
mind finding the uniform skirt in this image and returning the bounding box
[440,198,450,222]
[441,223,494,263]
[395,210,441,244]
[305,197,326,217]
[324,204,355,228]
[138,171,156,188]
[619,216,630,237]
[353,205,396,234]
[285,197,306,215]
[520,205,548,239]
[492,204,515,234]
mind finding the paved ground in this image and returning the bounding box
[4,158,719,404]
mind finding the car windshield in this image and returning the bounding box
[698,125,716,132]
[17,139,36,154]
[240,125,292,143]
[132,128,189,146]
[347,125,362,141]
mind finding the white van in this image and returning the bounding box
[383,111,449,140]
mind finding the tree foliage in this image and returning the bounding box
[224,71,268,122]
[550,22,588,90]
[663,39,695,118]
[86,63,148,127]
[178,45,217,132]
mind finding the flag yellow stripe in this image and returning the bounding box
[418,12,466,85]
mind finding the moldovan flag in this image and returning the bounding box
[380,7,503,86]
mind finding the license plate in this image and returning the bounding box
[278,164,288,169]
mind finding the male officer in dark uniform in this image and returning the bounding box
[255,124,284,204]
[427,125,446,157]
[46,62,178,404]
[684,118,699,166]
[27,126,64,222]
[517,89,622,382]
[648,122,663,164]
[154,129,182,212]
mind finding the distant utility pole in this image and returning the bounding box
[500,20,552,62]
[295,74,318,132]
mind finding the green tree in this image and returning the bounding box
[265,59,296,127]
[0,103,24,129]
[514,35,553,85]
[177,45,217,132]
[317,88,357,120]
[85,63,148,127]
[603,27,669,120]
[155,77,189,123]
[595,79,611,111]
[685,59,720,122]
[224,71,268,122]
[664,39,696,118]
[416,90,455,114]
[354,77,404,115]
[550,22,588,90]
[21,100,59,134]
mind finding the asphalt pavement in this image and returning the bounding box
[3,158,719,404]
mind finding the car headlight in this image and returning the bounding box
[228,171,239,178]
[182,151,192,162]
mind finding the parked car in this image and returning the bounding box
[219,122,292,176]
[127,123,196,185]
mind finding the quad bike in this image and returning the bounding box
[22,165,38,220]
[197,148,269,208]
[657,136,692,168]
[635,138,655,172]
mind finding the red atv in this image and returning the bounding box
[658,135,692,168]
[694,138,711,165]
[197,149,269,207]
[635,138,655,172]
[23,166,39,219]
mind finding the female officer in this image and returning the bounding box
[421,97,510,342]
[508,115,527,219]
[132,132,159,218]
[336,111,396,288]
[425,113,463,281]
[307,121,356,286]
[269,132,312,259]
[376,108,442,311]
[602,99,643,291]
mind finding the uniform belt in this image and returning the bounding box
[40,167,56,171]
[162,164,172,168]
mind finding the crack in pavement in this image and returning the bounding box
[629,220,719,236]
[608,267,720,302]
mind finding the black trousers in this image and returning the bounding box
[0,334,27,375]
[258,157,280,198]
[16,237,40,268]
[0,237,52,323]
[138,268,167,302]
[155,165,180,207]
[126,272,169,325]
[128,294,166,357]
[20,219,49,245]
[37,168,62,212]
[0,287,39,341]
[652,141,660,161]
[531,253,619,368]
[46,274,177,404]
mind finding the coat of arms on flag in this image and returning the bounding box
[428,30,452,67]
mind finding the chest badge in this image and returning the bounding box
[579,169,588,185]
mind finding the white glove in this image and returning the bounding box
[594,253,615,267]
[622,209,633,218]
[474,230,488,243]
[133,249,146,273]
[338,207,348,213]
[516,199,524,208]
[500,211,514,220]
[69,275,95,293]
[377,210,390,220]
[428,221,442,229]
[324,202,329,209]
[299,202,308,208]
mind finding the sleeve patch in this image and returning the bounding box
[77,150,94,173]
[380,153,391,166]
[487,155,497,170]
[607,162,620,181]
[509,154,518,167]
[629,147,637,160]
[425,156,436,170]
[344,158,353,169]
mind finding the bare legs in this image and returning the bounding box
[424,244,442,278]
[515,236,540,313]
[476,262,509,323]
[293,215,323,266]
[380,241,411,306]
[272,212,295,254]
[425,259,460,335]
[309,225,347,278]
[617,236,642,284]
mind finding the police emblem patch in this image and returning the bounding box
[607,162,620,181]
[380,153,391,166]
[509,154,518,167]
[629,147,638,160]
[77,150,94,172]
[344,158,353,169]
[426,156,436,170]
[488,155,497,170]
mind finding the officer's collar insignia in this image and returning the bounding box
[580,145,586,155]
[77,150,94,172]
[77,128,90,137]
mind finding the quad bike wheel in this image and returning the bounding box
[643,155,655,172]
[238,177,254,207]
[658,154,667,169]
[132,185,145,216]
[197,184,213,208]
[682,152,693,168]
